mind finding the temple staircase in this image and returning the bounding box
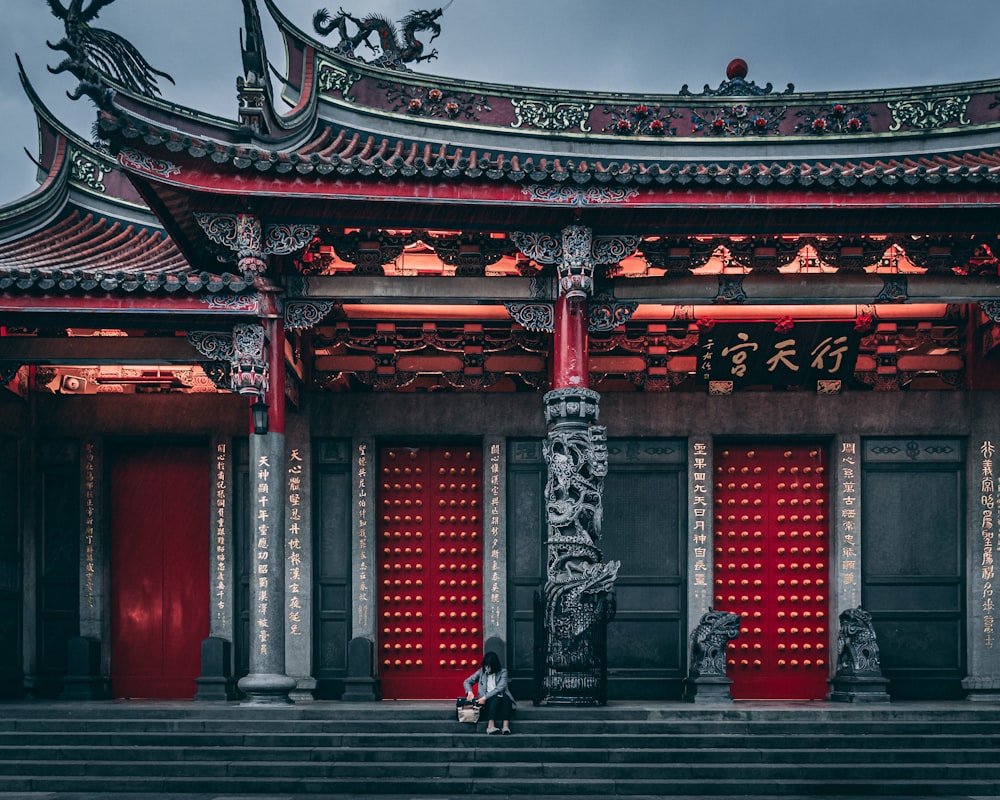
[0,701,999,797]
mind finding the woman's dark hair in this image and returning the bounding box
[481,651,501,674]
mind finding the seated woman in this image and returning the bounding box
[463,651,515,734]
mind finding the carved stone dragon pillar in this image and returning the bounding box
[512,225,637,703]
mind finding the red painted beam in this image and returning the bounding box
[0,294,258,315]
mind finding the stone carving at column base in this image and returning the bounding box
[827,606,890,703]
[682,609,740,703]
[60,636,109,701]
[194,636,238,701]
[341,637,381,701]
[237,672,297,705]
[540,388,618,705]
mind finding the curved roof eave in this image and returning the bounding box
[258,0,1000,164]
[93,1,321,152]
[11,62,191,230]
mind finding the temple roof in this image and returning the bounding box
[0,66,249,296]
[75,0,1000,263]
[10,1,1000,289]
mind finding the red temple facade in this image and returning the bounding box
[3,0,1000,703]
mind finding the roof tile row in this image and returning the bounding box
[105,114,1000,189]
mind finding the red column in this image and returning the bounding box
[264,317,285,435]
[552,294,589,390]
[254,285,285,435]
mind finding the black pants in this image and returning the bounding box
[483,694,513,723]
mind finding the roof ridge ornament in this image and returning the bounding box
[680,58,794,97]
[312,4,450,70]
[45,0,175,108]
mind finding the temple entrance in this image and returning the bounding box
[110,444,209,698]
[377,445,483,699]
[713,444,830,700]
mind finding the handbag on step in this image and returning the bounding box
[456,698,480,723]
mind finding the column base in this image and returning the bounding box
[682,675,733,703]
[60,636,109,701]
[341,637,380,701]
[237,673,297,705]
[289,676,317,703]
[962,675,1000,700]
[195,637,238,701]
[827,674,891,703]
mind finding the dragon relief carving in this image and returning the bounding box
[313,5,448,70]
[46,0,174,107]
[543,398,619,682]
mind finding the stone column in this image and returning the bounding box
[541,226,616,704]
[284,410,316,701]
[483,437,507,649]
[963,431,1000,699]
[20,392,38,697]
[508,225,639,703]
[687,437,714,639]
[62,437,108,700]
[830,435,862,687]
[237,304,295,704]
[195,435,237,700]
[344,437,379,700]
[831,436,862,614]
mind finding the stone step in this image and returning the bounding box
[6,773,1000,797]
[3,758,1000,780]
[2,731,999,754]
[4,702,1000,721]
[1,703,997,797]
[1,743,999,765]
[1,716,996,734]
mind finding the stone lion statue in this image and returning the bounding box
[689,608,741,677]
[836,606,881,676]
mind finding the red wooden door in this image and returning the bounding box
[111,445,209,698]
[378,445,482,699]
[713,444,830,699]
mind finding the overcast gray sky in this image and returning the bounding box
[3,0,999,204]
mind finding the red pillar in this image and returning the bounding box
[264,317,285,435]
[552,294,588,390]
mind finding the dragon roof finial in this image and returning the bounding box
[46,0,175,108]
[313,4,449,71]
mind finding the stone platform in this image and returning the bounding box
[0,700,997,797]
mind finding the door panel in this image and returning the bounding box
[111,445,208,698]
[860,439,965,699]
[713,444,830,700]
[378,445,482,699]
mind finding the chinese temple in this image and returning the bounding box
[3,0,1000,705]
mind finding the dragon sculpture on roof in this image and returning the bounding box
[313,5,450,70]
[46,0,174,108]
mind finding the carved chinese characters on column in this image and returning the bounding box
[488,443,502,631]
[215,443,228,620]
[839,442,859,591]
[691,442,710,610]
[256,454,272,656]
[981,441,996,648]
[357,443,370,630]
[84,443,96,609]
[287,449,304,637]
